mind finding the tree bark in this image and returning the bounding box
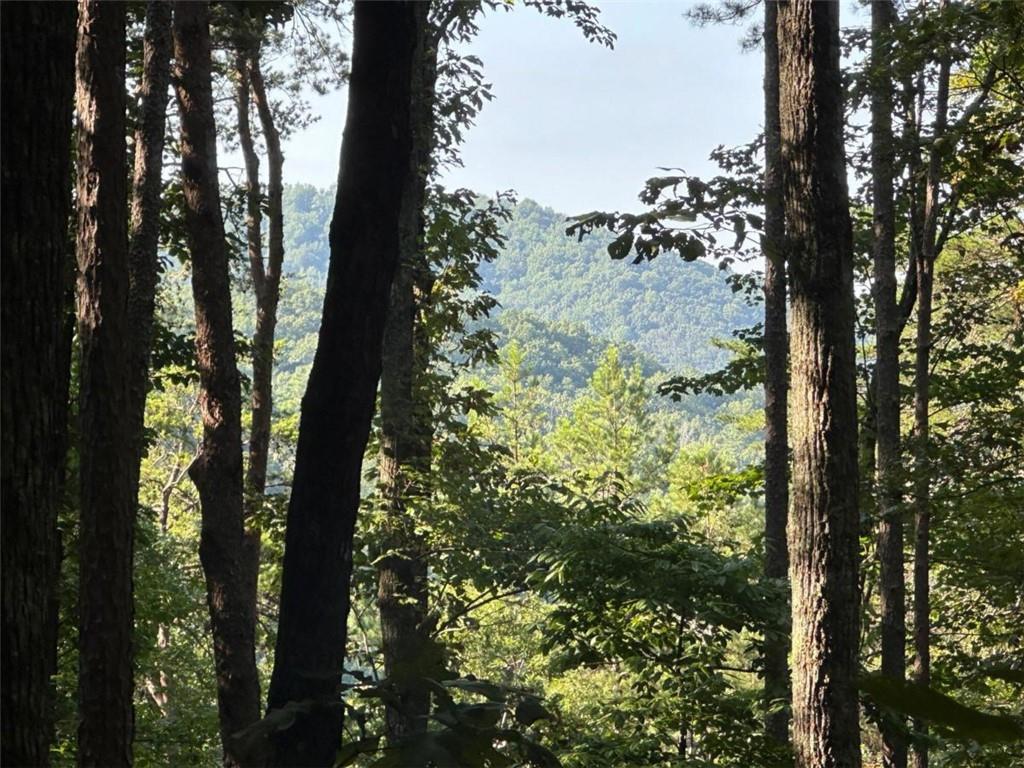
[911,52,950,768]
[127,0,173,568]
[871,4,906,767]
[73,3,135,764]
[0,4,77,765]
[266,3,429,765]
[244,49,285,613]
[377,24,440,746]
[172,3,261,764]
[761,0,790,747]
[777,2,861,767]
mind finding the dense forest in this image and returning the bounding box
[1,2,1022,768]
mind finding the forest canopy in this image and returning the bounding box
[1,2,1022,768]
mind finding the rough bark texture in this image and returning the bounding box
[172,3,261,764]
[0,4,76,765]
[761,0,790,746]
[777,2,862,767]
[871,4,906,767]
[267,3,428,765]
[911,53,950,768]
[74,3,135,764]
[377,25,440,746]
[127,0,173,557]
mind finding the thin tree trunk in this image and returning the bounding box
[377,25,440,746]
[911,51,950,768]
[761,0,790,747]
[777,2,861,767]
[172,3,261,764]
[127,0,173,561]
[266,3,429,765]
[74,3,134,764]
[0,4,77,765]
[244,50,285,611]
[871,4,906,767]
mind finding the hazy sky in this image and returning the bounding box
[278,1,764,214]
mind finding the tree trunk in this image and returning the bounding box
[244,49,285,614]
[0,4,77,765]
[172,3,261,764]
[761,0,790,746]
[777,2,861,767]
[74,3,135,764]
[266,3,429,765]
[377,25,440,746]
[911,52,950,768]
[127,0,173,563]
[871,4,906,767]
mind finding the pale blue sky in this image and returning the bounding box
[279,1,764,214]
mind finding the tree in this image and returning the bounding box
[761,0,790,745]
[127,0,173,545]
[374,6,440,742]
[172,2,261,763]
[870,3,907,767]
[0,3,77,765]
[777,2,861,766]
[230,2,288,647]
[74,2,136,764]
[266,3,429,764]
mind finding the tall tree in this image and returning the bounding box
[0,4,77,765]
[911,47,950,768]
[761,0,790,746]
[871,3,906,767]
[232,10,286,630]
[375,20,437,737]
[777,2,861,766]
[266,2,429,765]
[73,2,135,764]
[172,3,261,764]
[127,0,173,583]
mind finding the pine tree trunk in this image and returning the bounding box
[911,54,950,768]
[172,4,261,764]
[74,3,135,764]
[871,4,906,767]
[0,4,77,765]
[266,3,428,764]
[377,26,440,746]
[777,2,861,766]
[761,0,790,746]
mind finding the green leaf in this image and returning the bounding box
[607,231,635,260]
[444,678,508,702]
[859,675,1024,744]
[515,697,553,726]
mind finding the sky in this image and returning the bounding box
[278,1,765,215]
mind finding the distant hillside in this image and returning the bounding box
[480,199,760,372]
[281,186,760,374]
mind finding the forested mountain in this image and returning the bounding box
[282,185,760,375]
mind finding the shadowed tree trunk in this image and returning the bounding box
[777,2,861,767]
[761,0,790,746]
[911,51,950,768]
[245,44,285,617]
[127,0,173,558]
[871,4,907,767]
[0,4,77,765]
[377,23,440,746]
[172,3,261,764]
[266,3,429,765]
[73,2,135,764]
